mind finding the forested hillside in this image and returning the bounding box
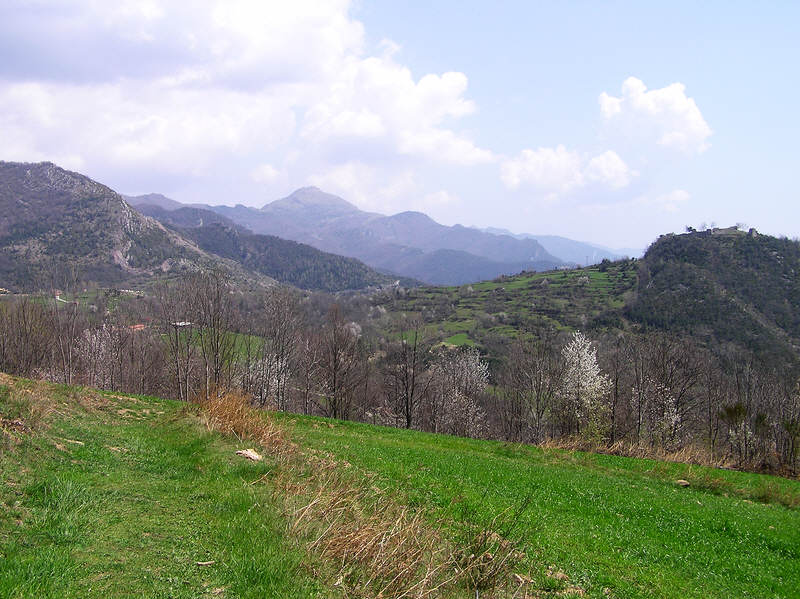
[0,162,405,293]
[182,223,408,292]
[628,229,800,361]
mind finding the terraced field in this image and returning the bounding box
[375,261,638,351]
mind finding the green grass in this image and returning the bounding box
[4,376,799,598]
[280,413,800,599]
[443,332,475,347]
[0,380,323,599]
[378,262,638,356]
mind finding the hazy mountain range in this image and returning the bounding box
[0,160,645,292]
[126,187,635,285]
[481,228,642,264]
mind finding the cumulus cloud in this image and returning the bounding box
[639,189,691,212]
[302,60,491,166]
[0,0,491,207]
[500,146,634,196]
[599,77,712,154]
[585,151,634,189]
[308,161,417,213]
[250,163,281,184]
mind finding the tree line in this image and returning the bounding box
[1,270,798,475]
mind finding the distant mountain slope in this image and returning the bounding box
[626,228,800,359]
[483,227,635,264]
[136,204,244,232]
[0,162,271,291]
[135,202,410,292]
[204,187,562,285]
[123,193,186,211]
[171,221,408,292]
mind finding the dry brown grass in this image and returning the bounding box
[197,387,295,459]
[198,389,528,598]
[540,437,800,509]
[540,437,731,470]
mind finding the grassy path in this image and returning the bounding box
[0,380,322,599]
[283,414,800,599]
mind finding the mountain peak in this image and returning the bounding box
[264,186,360,213]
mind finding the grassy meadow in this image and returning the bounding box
[1,375,799,598]
[0,377,322,599]
[282,414,800,599]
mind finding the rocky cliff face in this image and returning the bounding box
[0,162,272,290]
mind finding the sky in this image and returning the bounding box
[1,1,798,249]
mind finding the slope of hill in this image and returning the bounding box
[205,187,563,285]
[0,375,324,598]
[483,227,635,264]
[3,374,798,599]
[0,162,272,291]
[627,228,800,359]
[181,222,408,292]
[375,228,800,366]
[135,203,412,291]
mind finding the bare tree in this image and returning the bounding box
[295,329,322,415]
[0,297,51,377]
[47,267,83,385]
[383,315,431,429]
[191,270,237,399]
[253,287,300,410]
[496,332,562,443]
[153,278,197,401]
[316,305,364,420]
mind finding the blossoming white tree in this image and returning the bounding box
[560,331,611,441]
[430,347,489,438]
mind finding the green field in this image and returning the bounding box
[2,376,799,598]
[282,414,800,599]
[376,262,638,355]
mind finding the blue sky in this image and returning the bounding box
[1,1,798,248]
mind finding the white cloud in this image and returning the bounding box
[599,77,712,154]
[640,189,691,212]
[302,58,491,166]
[585,150,635,189]
[250,163,281,184]
[501,146,634,195]
[0,0,491,206]
[501,145,583,192]
[598,92,621,119]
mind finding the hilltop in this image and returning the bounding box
[628,228,800,361]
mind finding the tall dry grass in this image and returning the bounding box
[540,437,730,469]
